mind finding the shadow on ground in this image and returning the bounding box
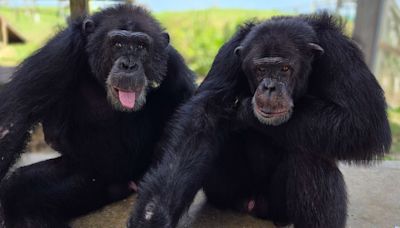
[72,191,275,228]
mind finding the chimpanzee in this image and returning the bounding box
[0,4,194,227]
[129,13,391,228]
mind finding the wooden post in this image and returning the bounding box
[352,0,388,72]
[69,0,89,20]
[0,16,8,46]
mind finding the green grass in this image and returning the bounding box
[388,109,400,158]
[0,7,280,75]
[0,7,66,65]
[156,9,282,76]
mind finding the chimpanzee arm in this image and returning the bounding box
[128,22,257,228]
[0,22,86,181]
[236,14,391,162]
[128,94,228,228]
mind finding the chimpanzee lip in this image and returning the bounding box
[113,86,136,93]
[255,106,289,118]
[112,86,143,96]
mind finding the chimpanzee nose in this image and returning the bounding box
[119,59,138,71]
[262,79,276,93]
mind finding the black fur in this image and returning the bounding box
[129,13,391,228]
[0,5,194,227]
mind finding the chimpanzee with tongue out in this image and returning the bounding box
[0,5,194,227]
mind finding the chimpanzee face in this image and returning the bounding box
[104,30,157,112]
[235,24,323,125]
[82,8,170,112]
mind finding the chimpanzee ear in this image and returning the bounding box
[161,32,170,48]
[308,43,324,56]
[82,18,95,34]
[234,46,243,57]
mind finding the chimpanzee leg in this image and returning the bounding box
[284,153,347,228]
[265,159,290,226]
[203,162,253,213]
[0,156,133,228]
[202,139,258,214]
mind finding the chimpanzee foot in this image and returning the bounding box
[129,181,138,192]
[247,199,256,212]
[243,197,291,227]
[233,198,256,214]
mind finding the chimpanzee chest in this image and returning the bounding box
[42,79,160,180]
[74,79,117,122]
[242,131,284,178]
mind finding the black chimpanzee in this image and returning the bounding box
[128,13,391,228]
[0,5,194,227]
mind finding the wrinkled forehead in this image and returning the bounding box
[241,21,312,61]
[253,56,290,66]
[244,36,300,62]
[93,11,161,38]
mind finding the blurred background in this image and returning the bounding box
[0,0,399,159]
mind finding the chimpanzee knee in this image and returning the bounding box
[286,153,347,228]
[0,170,65,228]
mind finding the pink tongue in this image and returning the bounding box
[118,91,136,109]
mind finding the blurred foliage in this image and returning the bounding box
[0,7,66,66]
[156,9,281,76]
[388,109,400,157]
[0,7,280,75]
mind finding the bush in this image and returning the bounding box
[156,9,281,76]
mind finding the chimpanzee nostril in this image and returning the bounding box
[129,63,138,71]
[120,61,129,70]
[267,84,276,92]
[119,59,138,71]
[263,80,276,92]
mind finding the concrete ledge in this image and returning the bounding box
[72,162,400,228]
[0,67,13,84]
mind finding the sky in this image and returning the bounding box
[136,0,316,12]
[1,0,346,13]
[2,0,399,17]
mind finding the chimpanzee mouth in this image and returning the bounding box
[254,106,290,118]
[105,72,149,112]
[112,87,141,109]
[106,85,147,112]
[252,100,293,126]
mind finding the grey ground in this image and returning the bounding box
[18,152,398,228]
[70,161,400,228]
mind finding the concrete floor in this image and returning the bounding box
[12,153,400,227]
[70,162,400,228]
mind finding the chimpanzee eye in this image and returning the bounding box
[115,42,122,48]
[256,66,265,73]
[281,65,290,72]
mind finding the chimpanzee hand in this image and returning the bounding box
[127,198,173,228]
